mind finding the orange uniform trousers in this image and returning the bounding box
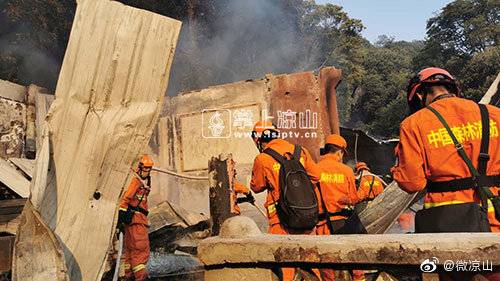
[269,223,322,281]
[124,223,149,281]
[316,222,365,281]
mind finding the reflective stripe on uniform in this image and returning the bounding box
[119,207,127,211]
[424,199,495,212]
[132,264,146,272]
[267,204,276,216]
[424,200,467,208]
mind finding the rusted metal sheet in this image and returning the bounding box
[269,67,341,161]
[320,67,342,135]
[0,98,26,159]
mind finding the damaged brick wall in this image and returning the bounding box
[149,67,342,226]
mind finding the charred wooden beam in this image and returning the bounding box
[208,154,236,236]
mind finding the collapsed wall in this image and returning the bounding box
[148,67,342,227]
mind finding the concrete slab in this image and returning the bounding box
[198,233,500,268]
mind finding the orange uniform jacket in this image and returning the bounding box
[250,139,321,227]
[392,97,500,231]
[317,154,361,223]
[119,176,150,225]
[356,171,386,201]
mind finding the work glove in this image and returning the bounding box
[117,222,125,234]
[246,192,255,205]
[118,209,128,225]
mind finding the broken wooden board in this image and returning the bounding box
[29,122,53,213]
[21,1,181,280]
[8,158,35,179]
[480,72,499,106]
[34,93,55,149]
[12,202,69,281]
[11,121,65,281]
[359,181,419,234]
[0,198,26,235]
[0,215,22,234]
[0,198,26,224]
[0,79,26,103]
[0,158,30,198]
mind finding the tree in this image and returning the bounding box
[414,0,500,101]
[347,39,424,138]
[461,46,500,101]
[298,2,366,121]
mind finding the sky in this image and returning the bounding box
[317,0,454,43]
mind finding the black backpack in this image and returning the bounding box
[264,145,319,230]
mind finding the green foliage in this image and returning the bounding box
[460,46,500,101]
[298,2,366,121]
[346,0,500,138]
[413,0,500,102]
[346,39,423,137]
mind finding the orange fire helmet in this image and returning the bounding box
[355,162,370,172]
[325,134,347,150]
[139,154,154,168]
[251,121,279,141]
[407,67,461,113]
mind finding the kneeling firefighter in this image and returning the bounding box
[118,155,154,281]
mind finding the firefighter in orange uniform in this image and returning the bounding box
[355,162,386,202]
[392,67,499,232]
[249,121,321,281]
[315,134,364,281]
[118,155,154,281]
[392,68,500,279]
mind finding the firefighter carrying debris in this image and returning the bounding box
[117,155,154,281]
